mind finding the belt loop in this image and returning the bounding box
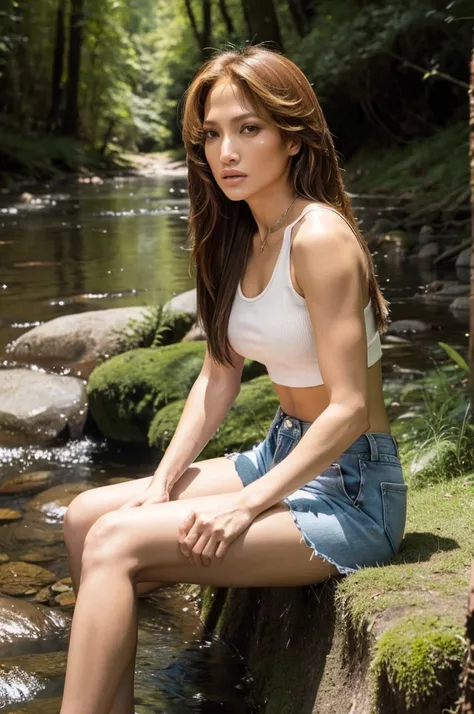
[365,432,378,461]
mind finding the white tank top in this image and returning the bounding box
[227,203,383,387]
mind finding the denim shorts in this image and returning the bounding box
[225,406,408,576]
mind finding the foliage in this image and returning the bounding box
[390,343,474,486]
[0,0,470,182]
[112,303,195,353]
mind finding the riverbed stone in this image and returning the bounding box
[0,509,22,523]
[181,322,206,342]
[87,342,207,443]
[26,483,92,522]
[386,319,433,336]
[0,471,55,496]
[164,288,197,317]
[0,561,57,596]
[0,594,70,656]
[455,247,470,269]
[0,651,66,709]
[6,307,148,368]
[149,374,279,457]
[0,369,87,446]
[416,241,439,259]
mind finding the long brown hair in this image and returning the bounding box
[180,45,389,368]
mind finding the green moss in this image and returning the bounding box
[370,615,465,712]
[148,374,279,456]
[87,342,206,443]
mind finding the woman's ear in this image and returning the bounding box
[287,137,302,157]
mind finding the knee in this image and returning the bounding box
[63,489,97,550]
[81,512,134,574]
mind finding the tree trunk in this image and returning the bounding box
[62,0,84,136]
[218,0,234,36]
[48,0,66,130]
[459,35,474,714]
[183,0,212,59]
[457,560,474,712]
[241,0,283,51]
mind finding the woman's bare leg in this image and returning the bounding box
[62,456,244,714]
[59,493,337,714]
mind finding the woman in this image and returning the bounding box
[60,46,407,714]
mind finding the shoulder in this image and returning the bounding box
[292,204,365,278]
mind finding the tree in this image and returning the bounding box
[62,0,85,136]
[48,0,66,130]
[183,0,213,58]
[241,0,283,50]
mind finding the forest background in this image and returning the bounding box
[0,0,471,187]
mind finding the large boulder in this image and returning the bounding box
[149,374,279,457]
[0,369,87,446]
[87,342,207,443]
[5,307,195,377]
[88,341,267,444]
[0,594,70,657]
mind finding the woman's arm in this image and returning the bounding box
[237,209,372,518]
[151,343,244,492]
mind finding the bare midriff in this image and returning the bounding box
[272,358,391,433]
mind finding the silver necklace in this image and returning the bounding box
[259,194,299,253]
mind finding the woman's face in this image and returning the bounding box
[202,78,299,202]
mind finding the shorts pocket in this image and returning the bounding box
[381,482,408,553]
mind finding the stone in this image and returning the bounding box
[386,319,433,336]
[0,369,87,446]
[181,323,206,342]
[418,224,434,245]
[0,562,56,596]
[149,374,279,457]
[0,509,22,523]
[26,483,92,522]
[6,307,149,370]
[0,471,54,495]
[455,247,471,269]
[417,241,439,259]
[0,555,9,564]
[164,288,197,317]
[87,342,207,443]
[0,595,70,663]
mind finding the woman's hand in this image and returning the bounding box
[120,479,170,510]
[177,496,254,567]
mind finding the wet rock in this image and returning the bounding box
[419,283,469,304]
[456,266,469,285]
[0,369,87,446]
[4,696,62,713]
[416,241,439,259]
[371,218,397,236]
[1,510,65,549]
[449,296,469,325]
[19,547,61,564]
[0,554,9,563]
[19,192,34,203]
[181,322,206,342]
[0,595,70,653]
[27,483,92,522]
[164,288,197,317]
[455,247,470,269]
[418,225,434,246]
[386,320,433,336]
[53,591,75,608]
[0,562,56,596]
[0,509,22,523]
[0,471,55,496]
[32,578,74,607]
[6,307,149,371]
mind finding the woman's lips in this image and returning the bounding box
[223,175,247,184]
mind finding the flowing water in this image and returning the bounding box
[0,173,468,713]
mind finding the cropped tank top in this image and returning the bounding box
[227,203,383,387]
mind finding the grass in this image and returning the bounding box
[335,474,473,711]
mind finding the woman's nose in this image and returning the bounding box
[220,135,239,163]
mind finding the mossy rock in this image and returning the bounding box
[87,342,207,443]
[148,374,279,457]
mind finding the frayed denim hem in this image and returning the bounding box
[282,497,359,577]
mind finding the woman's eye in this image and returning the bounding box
[204,130,218,139]
[242,125,259,134]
